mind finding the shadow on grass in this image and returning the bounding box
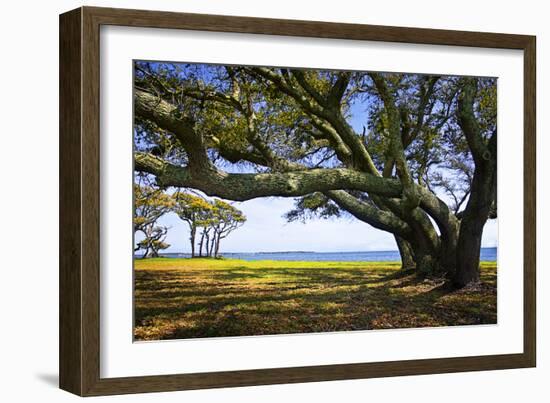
[134,266,497,340]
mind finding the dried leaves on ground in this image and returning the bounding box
[134,259,497,341]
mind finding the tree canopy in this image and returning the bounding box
[133,61,497,287]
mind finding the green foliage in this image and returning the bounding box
[284,192,341,222]
[172,192,212,225]
[476,80,497,139]
[172,191,247,257]
[134,184,174,257]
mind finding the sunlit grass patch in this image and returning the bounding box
[134,258,497,340]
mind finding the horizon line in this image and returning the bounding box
[158,246,498,255]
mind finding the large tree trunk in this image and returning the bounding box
[453,198,495,287]
[439,237,458,280]
[402,225,458,278]
[452,77,497,288]
[453,160,496,288]
[403,215,441,276]
[413,249,438,276]
[395,236,415,270]
[454,216,484,287]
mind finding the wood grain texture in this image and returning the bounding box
[523,37,537,367]
[59,8,83,396]
[59,6,537,396]
[85,6,532,49]
[80,6,102,396]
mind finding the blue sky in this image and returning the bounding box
[153,197,497,253]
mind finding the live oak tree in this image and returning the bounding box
[134,183,174,258]
[133,62,496,287]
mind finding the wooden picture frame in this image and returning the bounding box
[59,6,536,396]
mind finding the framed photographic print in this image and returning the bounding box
[59,6,536,396]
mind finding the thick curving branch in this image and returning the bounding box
[252,67,379,174]
[134,90,212,171]
[369,73,412,182]
[135,152,403,202]
[327,72,352,106]
[324,190,413,239]
[457,78,490,166]
[290,69,328,107]
[417,186,459,244]
[134,90,196,147]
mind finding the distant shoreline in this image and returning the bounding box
[135,247,498,262]
[157,247,497,255]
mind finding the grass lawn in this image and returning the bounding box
[134,258,497,341]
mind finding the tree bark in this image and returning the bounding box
[452,77,497,287]
[198,231,205,257]
[208,235,215,257]
[214,234,222,258]
[205,232,211,257]
[453,164,495,287]
[190,227,196,258]
[454,217,483,287]
[135,152,403,202]
[395,236,415,270]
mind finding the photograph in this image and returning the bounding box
[132,61,498,341]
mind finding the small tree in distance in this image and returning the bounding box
[172,191,213,257]
[134,184,174,258]
[211,199,247,258]
[172,191,247,258]
[136,226,170,258]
